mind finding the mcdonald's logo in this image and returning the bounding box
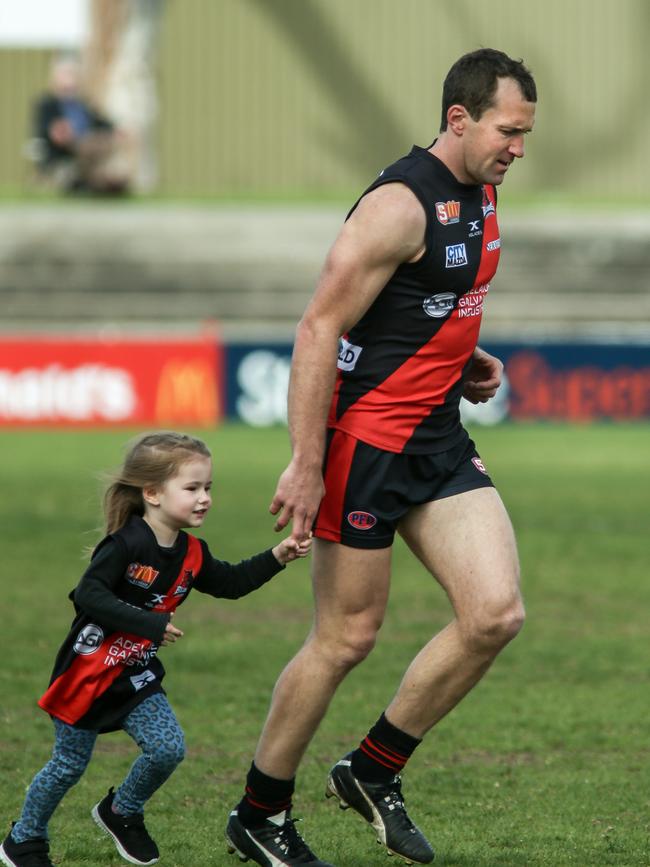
[155,358,219,425]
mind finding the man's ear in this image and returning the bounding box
[142,485,160,507]
[446,104,469,136]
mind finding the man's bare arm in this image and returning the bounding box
[270,183,427,539]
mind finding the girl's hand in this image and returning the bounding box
[272,534,313,565]
[161,616,184,646]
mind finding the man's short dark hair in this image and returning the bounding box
[439,48,537,132]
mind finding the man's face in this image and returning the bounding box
[461,76,536,186]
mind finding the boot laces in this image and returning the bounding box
[274,817,315,859]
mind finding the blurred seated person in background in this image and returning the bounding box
[33,55,131,195]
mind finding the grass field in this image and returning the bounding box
[1,423,649,867]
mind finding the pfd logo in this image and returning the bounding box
[445,244,468,268]
[347,511,377,530]
[435,200,461,225]
[74,624,104,655]
[423,292,456,318]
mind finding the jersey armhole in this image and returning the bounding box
[346,176,433,270]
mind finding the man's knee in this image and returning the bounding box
[316,617,381,673]
[463,598,525,655]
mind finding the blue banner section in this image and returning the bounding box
[226,344,292,426]
[226,342,650,426]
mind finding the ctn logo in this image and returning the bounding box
[348,511,377,530]
[74,624,104,655]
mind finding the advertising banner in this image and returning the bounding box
[0,334,222,427]
[226,341,650,426]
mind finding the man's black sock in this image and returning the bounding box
[350,711,422,783]
[236,761,295,828]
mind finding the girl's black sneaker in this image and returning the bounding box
[91,788,159,866]
[0,826,55,867]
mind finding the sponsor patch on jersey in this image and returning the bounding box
[74,624,104,656]
[472,457,488,475]
[130,669,157,691]
[337,337,363,372]
[486,238,501,252]
[347,511,377,530]
[423,292,456,318]
[481,187,496,218]
[435,200,461,225]
[445,243,468,268]
[173,570,194,596]
[126,562,160,589]
[468,220,482,237]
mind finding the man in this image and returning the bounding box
[33,55,130,194]
[225,48,537,867]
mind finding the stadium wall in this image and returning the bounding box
[1,0,650,201]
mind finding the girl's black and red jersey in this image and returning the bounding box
[328,145,500,455]
[39,515,283,732]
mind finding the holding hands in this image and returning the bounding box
[272,534,313,565]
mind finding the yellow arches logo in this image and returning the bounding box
[155,358,219,425]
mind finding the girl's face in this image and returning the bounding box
[145,456,213,533]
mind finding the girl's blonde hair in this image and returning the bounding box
[103,431,211,535]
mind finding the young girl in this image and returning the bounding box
[0,432,310,867]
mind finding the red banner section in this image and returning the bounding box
[507,350,650,422]
[0,333,222,427]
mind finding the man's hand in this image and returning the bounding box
[463,346,504,404]
[269,459,325,541]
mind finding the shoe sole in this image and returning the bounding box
[226,825,299,867]
[225,821,309,867]
[326,772,431,866]
[0,842,20,867]
[91,804,159,866]
[225,829,251,863]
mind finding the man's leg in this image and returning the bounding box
[326,487,521,864]
[226,540,391,866]
[254,540,391,779]
[387,486,522,735]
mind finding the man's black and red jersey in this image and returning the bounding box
[38,515,283,732]
[328,145,501,454]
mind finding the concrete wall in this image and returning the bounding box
[1,203,649,340]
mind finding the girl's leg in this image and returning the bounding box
[113,693,185,816]
[12,719,97,842]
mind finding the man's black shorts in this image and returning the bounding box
[313,429,494,549]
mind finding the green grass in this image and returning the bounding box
[1,423,649,866]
